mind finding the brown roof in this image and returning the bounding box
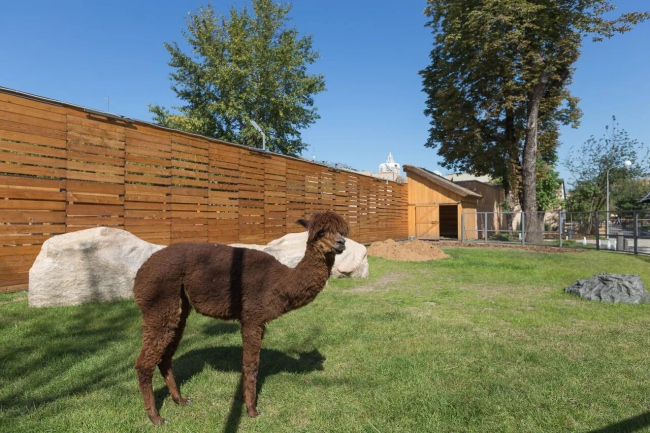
[403,165,482,198]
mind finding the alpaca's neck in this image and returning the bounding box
[280,245,334,313]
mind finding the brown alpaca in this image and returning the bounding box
[133,211,349,425]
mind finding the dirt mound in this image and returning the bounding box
[367,239,449,261]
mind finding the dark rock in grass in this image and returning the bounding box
[564,274,650,304]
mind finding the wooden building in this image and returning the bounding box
[455,180,506,235]
[404,165,481,240]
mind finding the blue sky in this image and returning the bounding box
[1,0,648,187]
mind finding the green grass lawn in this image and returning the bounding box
[2,248,650,432]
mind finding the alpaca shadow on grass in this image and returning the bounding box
[154,344,325,433]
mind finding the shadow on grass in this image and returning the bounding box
[202,321,240,336]
[588,411,650,433]
[1,296,324,433]
[0,300,141,419]
[154,346,325,433]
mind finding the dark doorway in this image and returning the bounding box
[439,205,458,238]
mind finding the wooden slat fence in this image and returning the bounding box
[0,90,408,292]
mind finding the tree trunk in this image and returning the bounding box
[502,109,519,233]
[522,70,551,244]
[503,109,515,198]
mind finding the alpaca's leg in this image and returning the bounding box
[241,323,265,417]
[158,297,192,405]
[135,325,177,425]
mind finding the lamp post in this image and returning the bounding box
[606,160,632,237]
[249,120,266,151]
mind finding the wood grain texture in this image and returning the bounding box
[0,92,408,291]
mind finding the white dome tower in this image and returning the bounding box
[379,152,400,174]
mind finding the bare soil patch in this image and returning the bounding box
[347,271,408,293]
[367,239,450,261]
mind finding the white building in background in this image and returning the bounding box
[362,153,403,181]
[379,153,401,177]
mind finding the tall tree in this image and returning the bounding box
[614,178,650,211]
[564,117,649,214]
[421,0,648,242]
[150,0,325,155]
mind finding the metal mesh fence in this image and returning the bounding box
[462,210,650,254]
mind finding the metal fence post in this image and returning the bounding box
[521,212,525,246]
[484,212,488,244]
[634,210,639,255]
[461,213,465,243]
[595,211,600,250]
[559,211,563,249]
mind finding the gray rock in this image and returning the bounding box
[564,274,650,304]
[231,231,369,278]
[29,227,164,307]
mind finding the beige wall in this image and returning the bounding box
[457,181,504,213]
[457,181,505,234]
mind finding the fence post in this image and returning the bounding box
[634,210,639,255]
[595,211,600,250]
[484,212,488,244]
[521,212,525,246]
[461,213,465,243]
[559,211,563,249]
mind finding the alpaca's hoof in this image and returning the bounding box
[172,397,192,406]
[247,407,260,418]
[150,416,168,426]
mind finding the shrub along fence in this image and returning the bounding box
[0,88,408,292]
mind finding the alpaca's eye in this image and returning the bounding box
[316,229,326,238]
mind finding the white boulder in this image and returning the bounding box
[233,231,369,278]
[29,227,164,307]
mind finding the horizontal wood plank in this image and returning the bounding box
[0,91,409,292]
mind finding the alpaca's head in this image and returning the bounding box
[297,211,349,255]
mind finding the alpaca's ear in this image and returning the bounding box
[297,219,309,229]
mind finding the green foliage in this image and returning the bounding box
[536,160,563,211]
[420,0,649,207]
[564,117,650,212]
[614,178,650,211]
[150,1,325,155]
[565,179,601,213]
[489,232,515,242]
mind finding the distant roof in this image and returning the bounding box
[639,192,650,203]
[403,165,482,198]
[454,179,505,192]
[444,172,492,183]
